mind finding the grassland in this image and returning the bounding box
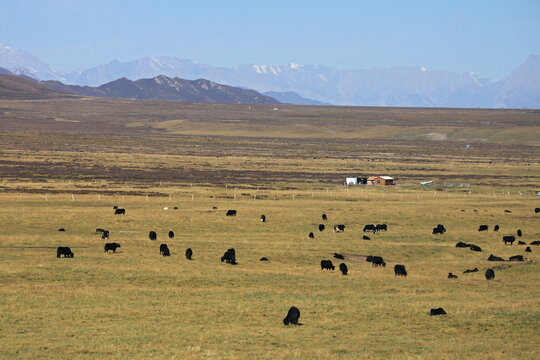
[0,96,539,359]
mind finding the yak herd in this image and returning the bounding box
[55,205,538,322]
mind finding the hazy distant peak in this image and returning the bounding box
[0,42,65,81]
[289,62,302,70]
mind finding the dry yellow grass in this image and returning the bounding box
[0,186,538,359]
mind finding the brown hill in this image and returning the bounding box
[0,74,73,100]
[42,75,279,104]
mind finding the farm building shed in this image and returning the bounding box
[368,176,394,186]
[346,177,367,185]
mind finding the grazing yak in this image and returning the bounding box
[488,254,505,261]
[535,207,540,214]
[322,214,328,221]
[394,264,407,277]
[504,210,512,213]
[168,231,174,239]
[114,208,126,215]
[494,225,500,232]
[503,236,516,245]
[432,224,446,234]
[485,268,495,280]
[339,263,348,275]
[149,231,157,241]
[320,260,335,270]
[526,246,532,253]
[58,228,65,232]
[530,241,540,246]
[333,225,345,233]
[260,215,266,223]
[319,224,325,231]
[113,205,118,209]
[309,232,314,239]
[260,257,269,261]
[469,244,482,252]
[517,229,522,237]
[333,253,344,260]
[455,242,469,248]
[104,243,121,253]
[363,224,376,232]
[185,248,193,260]
[478,225,488,232]
[101,230,110,240]
[430,308,447,316]
[221,248,237,264]
[160,244,170,256]
[508,255,524,262]
[448,273,458,279]
[463,268,478,274]
[376,224,387,231]
[518,240,526,245]
[226,209,237,216]
[283,306,300,325]
[366,255,385,267]
[363,235,371,241]
[372,257,386,267]
[57,247,73,258]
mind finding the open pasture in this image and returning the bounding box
[0,187,539,359]
[0,97,539,358]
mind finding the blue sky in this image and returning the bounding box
[1,0,539,79]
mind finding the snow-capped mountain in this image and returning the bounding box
[63,59,498,107]
[1,41,539,108]
[0,42,65,81]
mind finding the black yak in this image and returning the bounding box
[283,306,300,325]
[339,263,348,275]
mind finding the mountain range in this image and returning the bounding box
[41,75,278,104]
[1,42,539,108]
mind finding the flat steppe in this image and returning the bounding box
[0,96,539,359]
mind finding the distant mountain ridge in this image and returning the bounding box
[0,66,13,75]
[0,74,70,100]
[263,91,330,105]
[41,75,279,104]
[1,42,538,108]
